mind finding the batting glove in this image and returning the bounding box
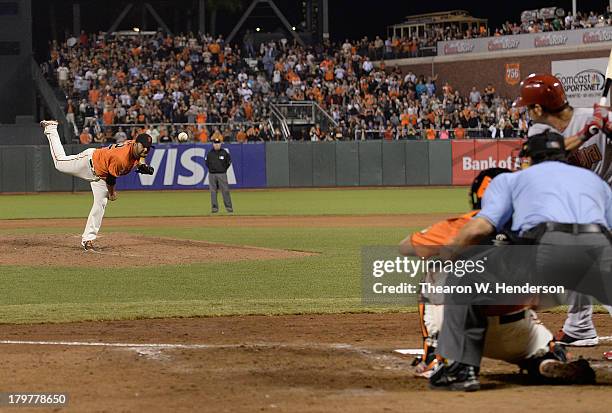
[578,103,608,142]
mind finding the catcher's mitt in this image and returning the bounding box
[136,163,155,175]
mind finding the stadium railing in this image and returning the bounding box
[352,128,526,140]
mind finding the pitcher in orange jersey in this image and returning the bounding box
[40,120,155,251]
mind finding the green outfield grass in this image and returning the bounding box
[0,187,467,219]
[0,188,468,323]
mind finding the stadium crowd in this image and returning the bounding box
[362,8,612,59]
[44,29,530,143]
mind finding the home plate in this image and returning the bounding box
[394,349,424,356]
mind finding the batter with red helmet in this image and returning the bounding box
[513,73,612,348]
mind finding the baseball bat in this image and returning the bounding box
[589,48,612,135]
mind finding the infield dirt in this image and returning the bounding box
[1,313,612,412]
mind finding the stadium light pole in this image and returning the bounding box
[72,2,81,36]
[199,0,206,35]
[322,0,329,39]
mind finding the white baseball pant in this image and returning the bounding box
[424,304,552,364]
[43,124,108,243]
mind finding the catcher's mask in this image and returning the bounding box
[469,167,512,210]
[519,130,566,164]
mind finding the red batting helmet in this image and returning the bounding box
[513,73,568,112]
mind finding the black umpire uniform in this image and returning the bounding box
[430,131,612,391]
[205,138,233,213]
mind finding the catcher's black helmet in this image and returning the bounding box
[469,167,512,210]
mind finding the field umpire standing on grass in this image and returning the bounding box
[206,138,233,213]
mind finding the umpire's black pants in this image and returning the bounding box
[436,231,612,367]
[209,173,233,212]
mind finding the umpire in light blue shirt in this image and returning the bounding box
[477,136,612,236]
[430,130,612,392]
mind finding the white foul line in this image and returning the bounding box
[0,340,383,353]
[0,340,239,349]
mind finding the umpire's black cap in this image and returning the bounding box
[519,130,565,160]
[136,133,155,149]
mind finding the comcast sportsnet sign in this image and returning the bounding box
[552,58,608,108]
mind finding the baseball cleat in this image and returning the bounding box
[81,240,96,252]
[40,120,58,128]
[604,351,612,360]
[539,358,596,384]
[554,330,599,347]
[429,362,480,392]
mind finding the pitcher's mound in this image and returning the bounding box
[0,234,313,267]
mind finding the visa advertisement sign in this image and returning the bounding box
[116,143,267,190]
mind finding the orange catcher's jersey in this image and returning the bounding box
[410,211,478,258]
[92,140,140,179]
[410,211,528,315]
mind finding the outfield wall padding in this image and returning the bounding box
[288,142,314,187]
[265,142,290,187]
[312,142,336,186]
[335,141,359,186]
[358,141,383,186]
[1,146,30,192]
[428,140,452,185]
[405,141,430,185]
[242,143,267,188]
[0,141,522,192]
[382,141,407,186]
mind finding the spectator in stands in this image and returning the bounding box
[236,127,247,143]
[211,127,224,142]
[439,127,449,140]
[57,64,69,89]
[425,126,436,140]
[79,127,92,144]
[114,127,128,143]
[454,124,465,140]
[469,87,481,105]
[483,84,495,105]
[309,124,322,141]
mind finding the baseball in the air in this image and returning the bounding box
[177,132,189,142]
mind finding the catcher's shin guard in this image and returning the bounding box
[413,303,444,377]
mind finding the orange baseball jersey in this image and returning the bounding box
[92,140,140,179]
[411,211,528,315]
[410,211,479,258]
